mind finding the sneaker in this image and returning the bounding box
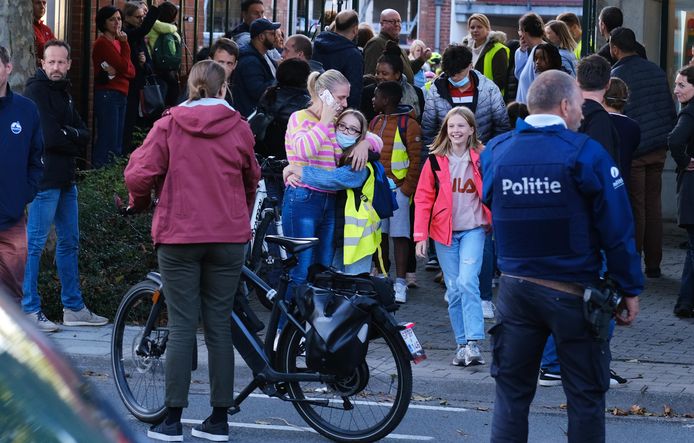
[434,271,444,283]
[406,272,418,288]
[394,282,407,304]
[609,369,628,387]
[538,368,562,387]
[147,421,183,442]
[674,304,694,318]
[192,418,229,441]
[482,301,495,320]
[464,341,484,366]
[26,311,58,332]
[63,307,108,326]
[444,292,449,303]
[452,344,466,366]
[425,258,440,271]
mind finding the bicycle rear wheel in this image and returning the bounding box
[277,321,413,442]
[111,280,168,423]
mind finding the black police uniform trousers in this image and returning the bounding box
[489,276,610,443]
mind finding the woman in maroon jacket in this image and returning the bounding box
[91,5,135,168]
[125,60,260,442]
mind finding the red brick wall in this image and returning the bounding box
[417,0,451,53]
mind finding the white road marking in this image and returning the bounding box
[243,392,470,412]
[181,419,434,440]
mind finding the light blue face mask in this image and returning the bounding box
[336,132,359,149]
[448,75,470,88]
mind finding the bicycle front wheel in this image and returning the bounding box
[278,321,413,442]
[111,280,168,423]
[249,211,283,310]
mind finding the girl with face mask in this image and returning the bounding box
[284,110,384,274]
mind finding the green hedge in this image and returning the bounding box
[38,159,156,320]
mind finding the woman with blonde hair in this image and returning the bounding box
[409,39,429,88]
[414,106,491,367]
[125,59,260,441]
[544,20,578,76]
[462,13,509,94]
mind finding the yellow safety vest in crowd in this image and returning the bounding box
[483,42,510,95]
[574,40,582,59]
[390,119,410,180]
[343,164,381,265]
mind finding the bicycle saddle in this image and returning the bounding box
[265,235,319,254]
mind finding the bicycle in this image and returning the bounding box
[111,235,426,442]
[246,155,288,310]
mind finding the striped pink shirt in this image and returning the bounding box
[285,109,342,170]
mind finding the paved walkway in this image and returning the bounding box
[48,222,694,409]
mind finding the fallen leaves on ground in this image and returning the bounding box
[630,404,647,415]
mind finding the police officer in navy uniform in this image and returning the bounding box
[481,70,643,443]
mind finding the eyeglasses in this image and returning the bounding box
[382,19,402,25]
[336,123,362,136]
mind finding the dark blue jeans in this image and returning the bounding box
[490,276,610,443]
[676,227,694,309]
[480,232,494,302]
[93,89,127,168]
[281,187,336,301]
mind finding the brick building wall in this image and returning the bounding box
[417,0,451,53]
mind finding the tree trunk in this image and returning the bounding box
[0,0,36,93]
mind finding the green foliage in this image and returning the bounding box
[38,159,156,320]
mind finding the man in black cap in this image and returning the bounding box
[232,18,280,117]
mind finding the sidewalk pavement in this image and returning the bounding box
[48,222,694,412]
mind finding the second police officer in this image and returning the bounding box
[481,70,643,443]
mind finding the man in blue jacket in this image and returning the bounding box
[231,18,279,117]
[482,70,643,443]
[610,27,677,278]
[0,45,44,304]
[312,9,363,108]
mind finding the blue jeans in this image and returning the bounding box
[480,231,494,302]
[282,187,336,298]
[434,227,486,344]
[93,89,127,168]
[22,185,84,313]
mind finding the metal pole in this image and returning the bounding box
[225,0,230,33]
[193,0,199,57]
[208,0,214,47]
[288,0,294,35]
[581,0,594,57]
[434,0,443,53]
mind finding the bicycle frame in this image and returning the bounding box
[137,264,337,412]
[249,158,288,263]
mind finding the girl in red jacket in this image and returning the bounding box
[414,107,491,367]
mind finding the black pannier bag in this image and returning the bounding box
[307,264,398,312]
[295,285,378,376]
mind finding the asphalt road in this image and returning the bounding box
[77,358,694,443]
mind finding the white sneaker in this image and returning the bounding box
[394,282,407,304]
[26,311,59,332]
[482,301,495,319]
[63,307,108,326]
[444,292,449,303]
[464,341,485,366]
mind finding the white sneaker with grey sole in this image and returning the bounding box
[63,307,108,326]
[394,282,407,303]
[26,311,59,332]
[482,300,495,319]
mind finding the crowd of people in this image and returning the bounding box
[1,1,693,441]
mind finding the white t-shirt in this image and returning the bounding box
[448,150,486,231]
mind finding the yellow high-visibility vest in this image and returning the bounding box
[390,117,410,180]
[483,42,510,95]
[343,163,381,265]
